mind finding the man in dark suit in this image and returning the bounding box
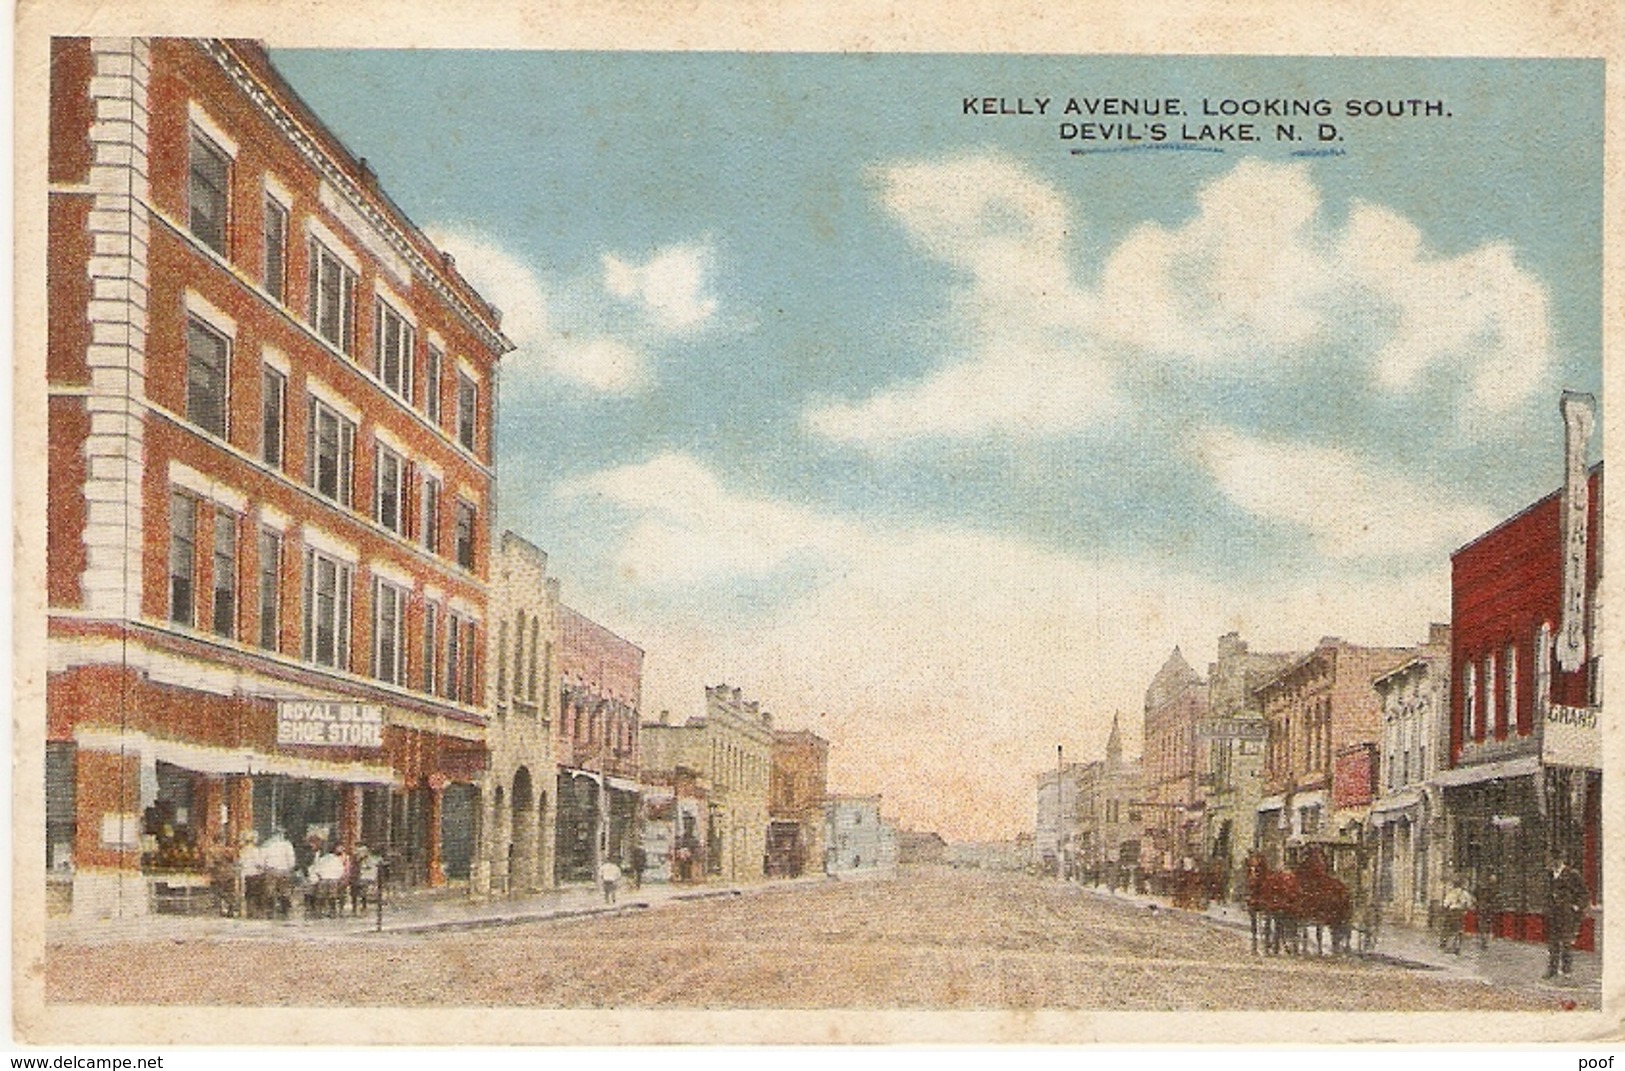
[1545,856,1589,978]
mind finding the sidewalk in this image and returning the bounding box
[46,873,834,945]
[1076,881,1601,1003]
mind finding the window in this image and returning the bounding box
[257,528,280,651]
[420,476,442,554]
[169,492,197,626]
[1482,653,1496,740]
[462,620,477,705]
[301,549,352,670]
[422,603,440,696]
[376,301,415,400]
[186,319,229,439]
[212,508,237,638]
[1503,643,1517,736]
[373,580,405,685]
[188,131,230,255]
[528,617,540,702]
[497,620,510,702]
[308,240,357,354]
[262,366,285,468]
[454,500,476,570]
[307,398,355,506]
[446,612,462,701]
[1536,621,1554,712]
[375,445,404,535]
[425,346,443,425]
[456,372,478,451]
[1462,664,1477,744]
[263,196,288,303]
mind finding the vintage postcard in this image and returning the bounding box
[12,0,1624,1050]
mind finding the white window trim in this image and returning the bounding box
[371,559,416,590]
[261,344,290,377]
[304,216,363,276]
[305,373,363,426]
[188,101,239,158]
[455,483,483,508]
[259,505,290,532]
[375,282,419,329]
[423,584,445,603]
[416,456,444,482]
[426,328,446,352]
[373,424,409,459]
[448,596,483,623]
[301,523,359,566]
[263,170,293,209]
[373,578,407,684]
[374,442,406,535]
[168,460,247,513]
[184,289,237,339]
[455,356,483,385]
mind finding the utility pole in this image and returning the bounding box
[1057,744,1065,881]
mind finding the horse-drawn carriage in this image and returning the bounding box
[1244,836,1373,956]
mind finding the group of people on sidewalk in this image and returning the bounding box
[1434,856,1591,980]
[210,829,383,920]
[598,847,648,904]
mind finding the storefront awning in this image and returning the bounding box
[1432,753,1540,788]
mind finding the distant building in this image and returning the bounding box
[768,729,829,878]
[1141,648,1209,886]
[1034,762,1086,877]
[1075,714,1142,885]
[1201,633,1296,897]
[1369,625,1451,928]
[1443,407,1600,947]
[896,830,947,865]
[1253,639,1414,865]
[554,605,643,883]
[638,763,709,884]
[641,684,773,884]
[479,532,559,897]
[825,794,893,875]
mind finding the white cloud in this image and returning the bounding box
[428,227,723,396]
[565,453,1452,839]
[807,156,1558,447]
[1196,426,1498,560]
[602,244,718,331]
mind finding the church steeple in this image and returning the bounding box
[1106,711,1123,769]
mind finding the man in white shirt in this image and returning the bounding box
[600,859,622,904]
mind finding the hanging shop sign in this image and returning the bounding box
[277,701,385,748]
[1556,391,1594,672]
[1195,719,1269,742]
[1543,703,1599,771]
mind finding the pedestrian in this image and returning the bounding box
[1474,869,1498,950]
[1544,856,1589,979]
[600,858,622,904]
[630,845,646,890]
[1438,879,1473,955]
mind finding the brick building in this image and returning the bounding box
[479,531,559,896]
[1074,714,1143,886]
[1140,647,1208,886]
[1442,397,1601,946]
[767,729,828,878]
[46,38,509,917]
[554,603,644,883]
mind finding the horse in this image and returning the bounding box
[1292,847,1353,955]
[1244,851,1301,955]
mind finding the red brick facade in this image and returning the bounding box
[47,38,509,917]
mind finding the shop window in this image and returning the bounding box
[212,507,238,639]
[188,130,230,255]
[308,239,357,354]
[261,365,285,468]
[186,318,230,440]
[301,548,352,670]
[373,579,406,685]
[257,527,281,651]
[454,499,476,571]
[421,476,442,554]
[376,300,415,401]
[307,397,355,507]
[375,444,404,535]
[46,743,75,872]
[425,346,443,425]
[456,372,478,451]
[263,195,288,303]
[169,491,198,627]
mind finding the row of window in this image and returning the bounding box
[1461,624,1549,744]
[167,489,480,705]
[495,611,547,711]
[1267,696,1333,779]
[187,316,479,573]
[189,127,482,453]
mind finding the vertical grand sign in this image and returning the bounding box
[1556,391,1594,673]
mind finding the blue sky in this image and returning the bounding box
[273,51,1601,838]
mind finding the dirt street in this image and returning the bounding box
[46,866,1571,1009]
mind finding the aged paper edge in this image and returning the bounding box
[12,0,1625,1047]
